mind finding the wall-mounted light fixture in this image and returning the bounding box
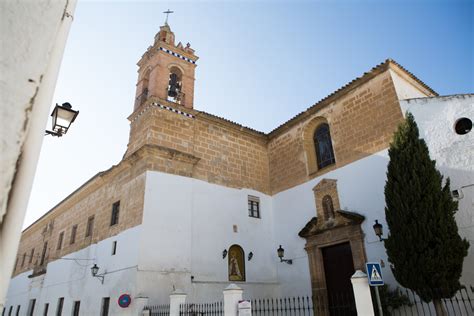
[452,184,474,200]
[248,252,253,261]
[277,245,292,264]
[45,102,79,137]
[373,220,386,242]
[90,263,105,284]
[222,249,228,259]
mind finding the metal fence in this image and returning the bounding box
[145,303,170,316]
[387,286,474,316]
[250,296,315,316]
[179,302,224,315]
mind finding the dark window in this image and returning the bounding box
[112,241,117,255]
[43,303,49,316]
[15,306,19,316]
[85,216,95,237]
[56,298,64,316]
[29,248,34,264]
[314,123,336,169]
[322,195,335,220]
[40,242,48,266]
[110,201,120,226]
[101,297,110,316]
[21,253,26,267]
[454,117,472,135]
[72,301,80,316]
[57,232,64,250]
[27,299,35,316]
[8,306,12,316]
[248,196,260,218]
[70,225,77,244]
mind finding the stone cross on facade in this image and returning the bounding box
[163,9,173,25]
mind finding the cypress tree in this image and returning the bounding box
[384,112,469,315]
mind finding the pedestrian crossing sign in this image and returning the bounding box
[366,262,384,286]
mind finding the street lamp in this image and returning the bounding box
[373,220,385,242]
[45,102,79,137]
[277,245,293,264]
[90,263,104,284]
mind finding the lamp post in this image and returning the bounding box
[90,264,105,284]
[277,245,293,264]
[45,102,79,137]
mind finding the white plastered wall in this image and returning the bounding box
[5,226,142,316]
[401,94,474,284]
[0,0,77,307]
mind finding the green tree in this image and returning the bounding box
[384,112,469,315]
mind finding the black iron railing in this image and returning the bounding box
[250,296,314,316]
[145,304,170,316]
[179,302,223,315]
[386,286,474,316]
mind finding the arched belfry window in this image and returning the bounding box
[322,195,335,220]
[314,123,335,169]
[167,67,183,104]
[228,245,245,282]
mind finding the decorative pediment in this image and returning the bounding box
[298,210,365,238]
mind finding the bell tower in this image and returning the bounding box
[134,22,198,110]
[125,21,199,158]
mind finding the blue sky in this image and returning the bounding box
[25,0,473,228]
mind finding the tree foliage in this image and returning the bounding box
[384,112,469,302]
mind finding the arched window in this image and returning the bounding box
[313,123,335,169]
[322,195,335,220]
[228,245,245,282]
[167,67,183,104]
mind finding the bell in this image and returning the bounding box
[168,89,177,98]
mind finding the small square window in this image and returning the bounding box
[248,196,260,218]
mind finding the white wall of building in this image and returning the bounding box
[5,226,141,316]
[0,0,77,306]
[401,94,474,284]
[138,171,280,304]
[390,69,430,100]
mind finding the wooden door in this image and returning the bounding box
[322,242,357,316]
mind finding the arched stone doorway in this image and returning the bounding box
[298,179,367,316]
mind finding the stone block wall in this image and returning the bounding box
[12,160,146,277]
[268,69,403,194]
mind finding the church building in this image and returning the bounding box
[4,22,473,316]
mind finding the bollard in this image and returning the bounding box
[223,284,243,316]
[351,270,375,316]
[170,289,187,316]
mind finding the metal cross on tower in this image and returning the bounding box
[163,9,174,25]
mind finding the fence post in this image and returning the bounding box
[223,283,243,316]
[170,288,187,316]
[351,270,375,316]
[134,296,149,316]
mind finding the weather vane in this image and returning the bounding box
[163,9,174,25]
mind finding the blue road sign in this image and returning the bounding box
[366,262,384,286]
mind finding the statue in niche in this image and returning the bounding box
[228,245,245,281]
[323,195,335,221]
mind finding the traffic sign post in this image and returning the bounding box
[366,262,384,316]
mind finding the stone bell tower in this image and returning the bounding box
[125,22,199,158]
[133,23,198,110]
